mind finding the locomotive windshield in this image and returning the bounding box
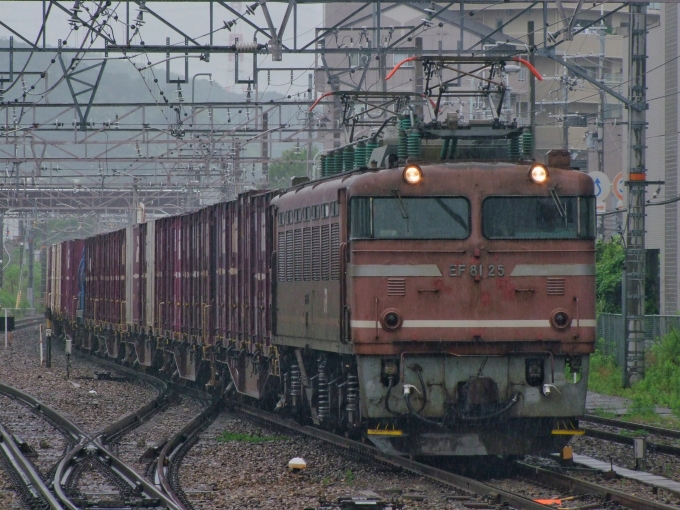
[483,196,595,240]
[350,197,470,239]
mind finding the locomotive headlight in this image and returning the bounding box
[381,309,403,331]
[529,164,549,184]
[403,164,423,185]
[550,309,571,331]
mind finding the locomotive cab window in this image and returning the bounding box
[350,196,470,239]
[483,196,595,240]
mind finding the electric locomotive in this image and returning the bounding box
[270,158,595,457]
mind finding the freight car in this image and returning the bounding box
[45,157,595,457]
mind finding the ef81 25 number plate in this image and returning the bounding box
[449,264,505,278]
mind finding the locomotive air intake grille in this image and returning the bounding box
[546,277,565,296]
[387,278,406,296]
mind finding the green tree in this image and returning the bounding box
[596,238,624,313]
[268,147,318,189]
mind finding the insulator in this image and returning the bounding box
[343,146,354,171]
[522,131,533,157]
[365,139,378,167]
[290,364,301,408]
[234,41,259,52]
[324,150,335,177]
[346,374,358,425]
[354,142,366,169]
[319,154,327,178]
[317,360,330,422]
[398,116,411,160]
[407,130,421,159]
[508,136,520,160]
[332,148,343,175]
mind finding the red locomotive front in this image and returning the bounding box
[347,162,595,455]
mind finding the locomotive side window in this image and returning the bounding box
[350,197,470,240]
[482,196,595,240]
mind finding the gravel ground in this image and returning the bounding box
[0,327,157,434]
[0,462,23,509]
[110,394,205,477]
[73,457,126,506]
[0,393,68,478]
[180,412,491,510]
[524,454,680,508]
[486,476,608,509]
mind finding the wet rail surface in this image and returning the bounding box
[0,326,184,509]
[229,403,624,510]
[3,326,677,510]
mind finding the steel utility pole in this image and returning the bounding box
[623,3,648,386]
[597,28,606,176]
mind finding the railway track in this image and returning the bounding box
[231,402,680,510]
[88,355,218,510]
[7,332,675,510]
[13,316,45,331]
[0,363,183,509]
[154,399,221,510]
[581,424,680,457]
[73,347,680,510]
[584,413,680,440]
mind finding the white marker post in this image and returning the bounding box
[39,325,44,366]
[4,309,7,348]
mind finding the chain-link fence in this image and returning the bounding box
[597,314,680,367]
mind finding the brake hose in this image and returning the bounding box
[455,392,522,422]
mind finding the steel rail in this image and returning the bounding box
[0,361,180,509]
[583,414,680,440]
[87,354,171,442]
[235,403,548,510]
[155,398,221,510]
[0,421,63,509]
[515,462,678,510]
[0,382,87,510]
[582,426,680,457]
[66,351,184,509]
